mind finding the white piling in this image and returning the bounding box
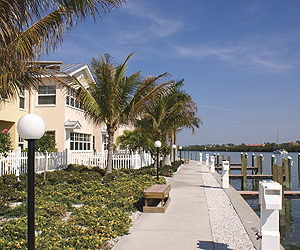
[259,181,282,250]
[205,154,209,166]
[210,156,215,173]
[222,161,230,189]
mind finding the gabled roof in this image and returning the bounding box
[40,61,94,82]
[64,120,82,129]
[59,63,87,75]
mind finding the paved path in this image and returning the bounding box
[113,161,213,250]
[113,161,260,250]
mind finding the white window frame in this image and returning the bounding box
[37,85,56,105]
[102,135,108,151]
[66,87,84,111]
[19,86,25,109]
[70,132,91,151]
[18,136,25,149]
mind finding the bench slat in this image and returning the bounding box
[144,184,171,199]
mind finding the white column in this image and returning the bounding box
[65,130,71,151]
[259,181,282,250]
[222,161,230,188]
[205,154,209,165]
[210,156,215,173]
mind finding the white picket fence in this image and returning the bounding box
[0,149,154,176]
[0,148,68,176]
[68,150,154,169]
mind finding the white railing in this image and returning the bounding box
[0,148,68,176]
[68,150,154,169]
[0,149,154,176]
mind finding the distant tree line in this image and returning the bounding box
[182,143,300,152]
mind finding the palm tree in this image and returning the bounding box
[117,129,152,153]
[137,79,201,163]
[76,53,173,175]
[0,0,125,100]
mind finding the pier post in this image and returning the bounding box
[282,159,287,188]
[240,152,244,166]
[257,155,263,175]
[251,153,255,167]
[222,161,230,188]
[251,153,255,174]
[271,155,276,175]
[227,156,231,175]
[298,153,300,181]
[241,154,247,190]
[222,155,225,161]
[286,156,292,190]
[205,154,209,166]
[210,156,215,173]
[273,164,278,182]
[216,154,220,170]
[276,164,286,224]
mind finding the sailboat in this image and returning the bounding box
[273,130,288,155]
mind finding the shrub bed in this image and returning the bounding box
[0,162,181,249]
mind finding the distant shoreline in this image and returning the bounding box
[182,145,300,153]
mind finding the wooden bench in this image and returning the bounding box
[143,184,171,213]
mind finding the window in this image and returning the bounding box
[18,136,25,149]
[66,88,84,111]
[46,131,55,139]
[70,132,91,151]
[38,85,56,105]
[119,143,126,150]
[19,87,25,109]
[102,135,108,150]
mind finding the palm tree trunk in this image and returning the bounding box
[163,135,171,166]
[174,129,178,161]
[105,128,114,175]
[170,133,174,162]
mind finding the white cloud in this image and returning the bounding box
[199,105,240,112]
[122,1,183,37]
[171,33,300,73]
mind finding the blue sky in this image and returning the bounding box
[43,0,300,146]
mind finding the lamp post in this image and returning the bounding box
[154,141,161,181]
[17,114,45,250]
[179,146,182,161]
[172,144,176,162]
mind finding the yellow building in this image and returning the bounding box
[0,91,28,149]
[0,61,132,152]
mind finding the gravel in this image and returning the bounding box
[201,164,256,250]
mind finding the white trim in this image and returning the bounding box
[36,104,56,107]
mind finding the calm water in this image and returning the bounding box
[182,151,300,249]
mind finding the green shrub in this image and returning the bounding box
[0,164,167,249]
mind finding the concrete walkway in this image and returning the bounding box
[113,161,214,250]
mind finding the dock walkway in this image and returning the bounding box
[112,161,258,250]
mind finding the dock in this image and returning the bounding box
[229,174,273,180]
[215,166,258,170]
[239,190,300,199]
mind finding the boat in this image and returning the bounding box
[273,130,288,155]
[273,149,288,155]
